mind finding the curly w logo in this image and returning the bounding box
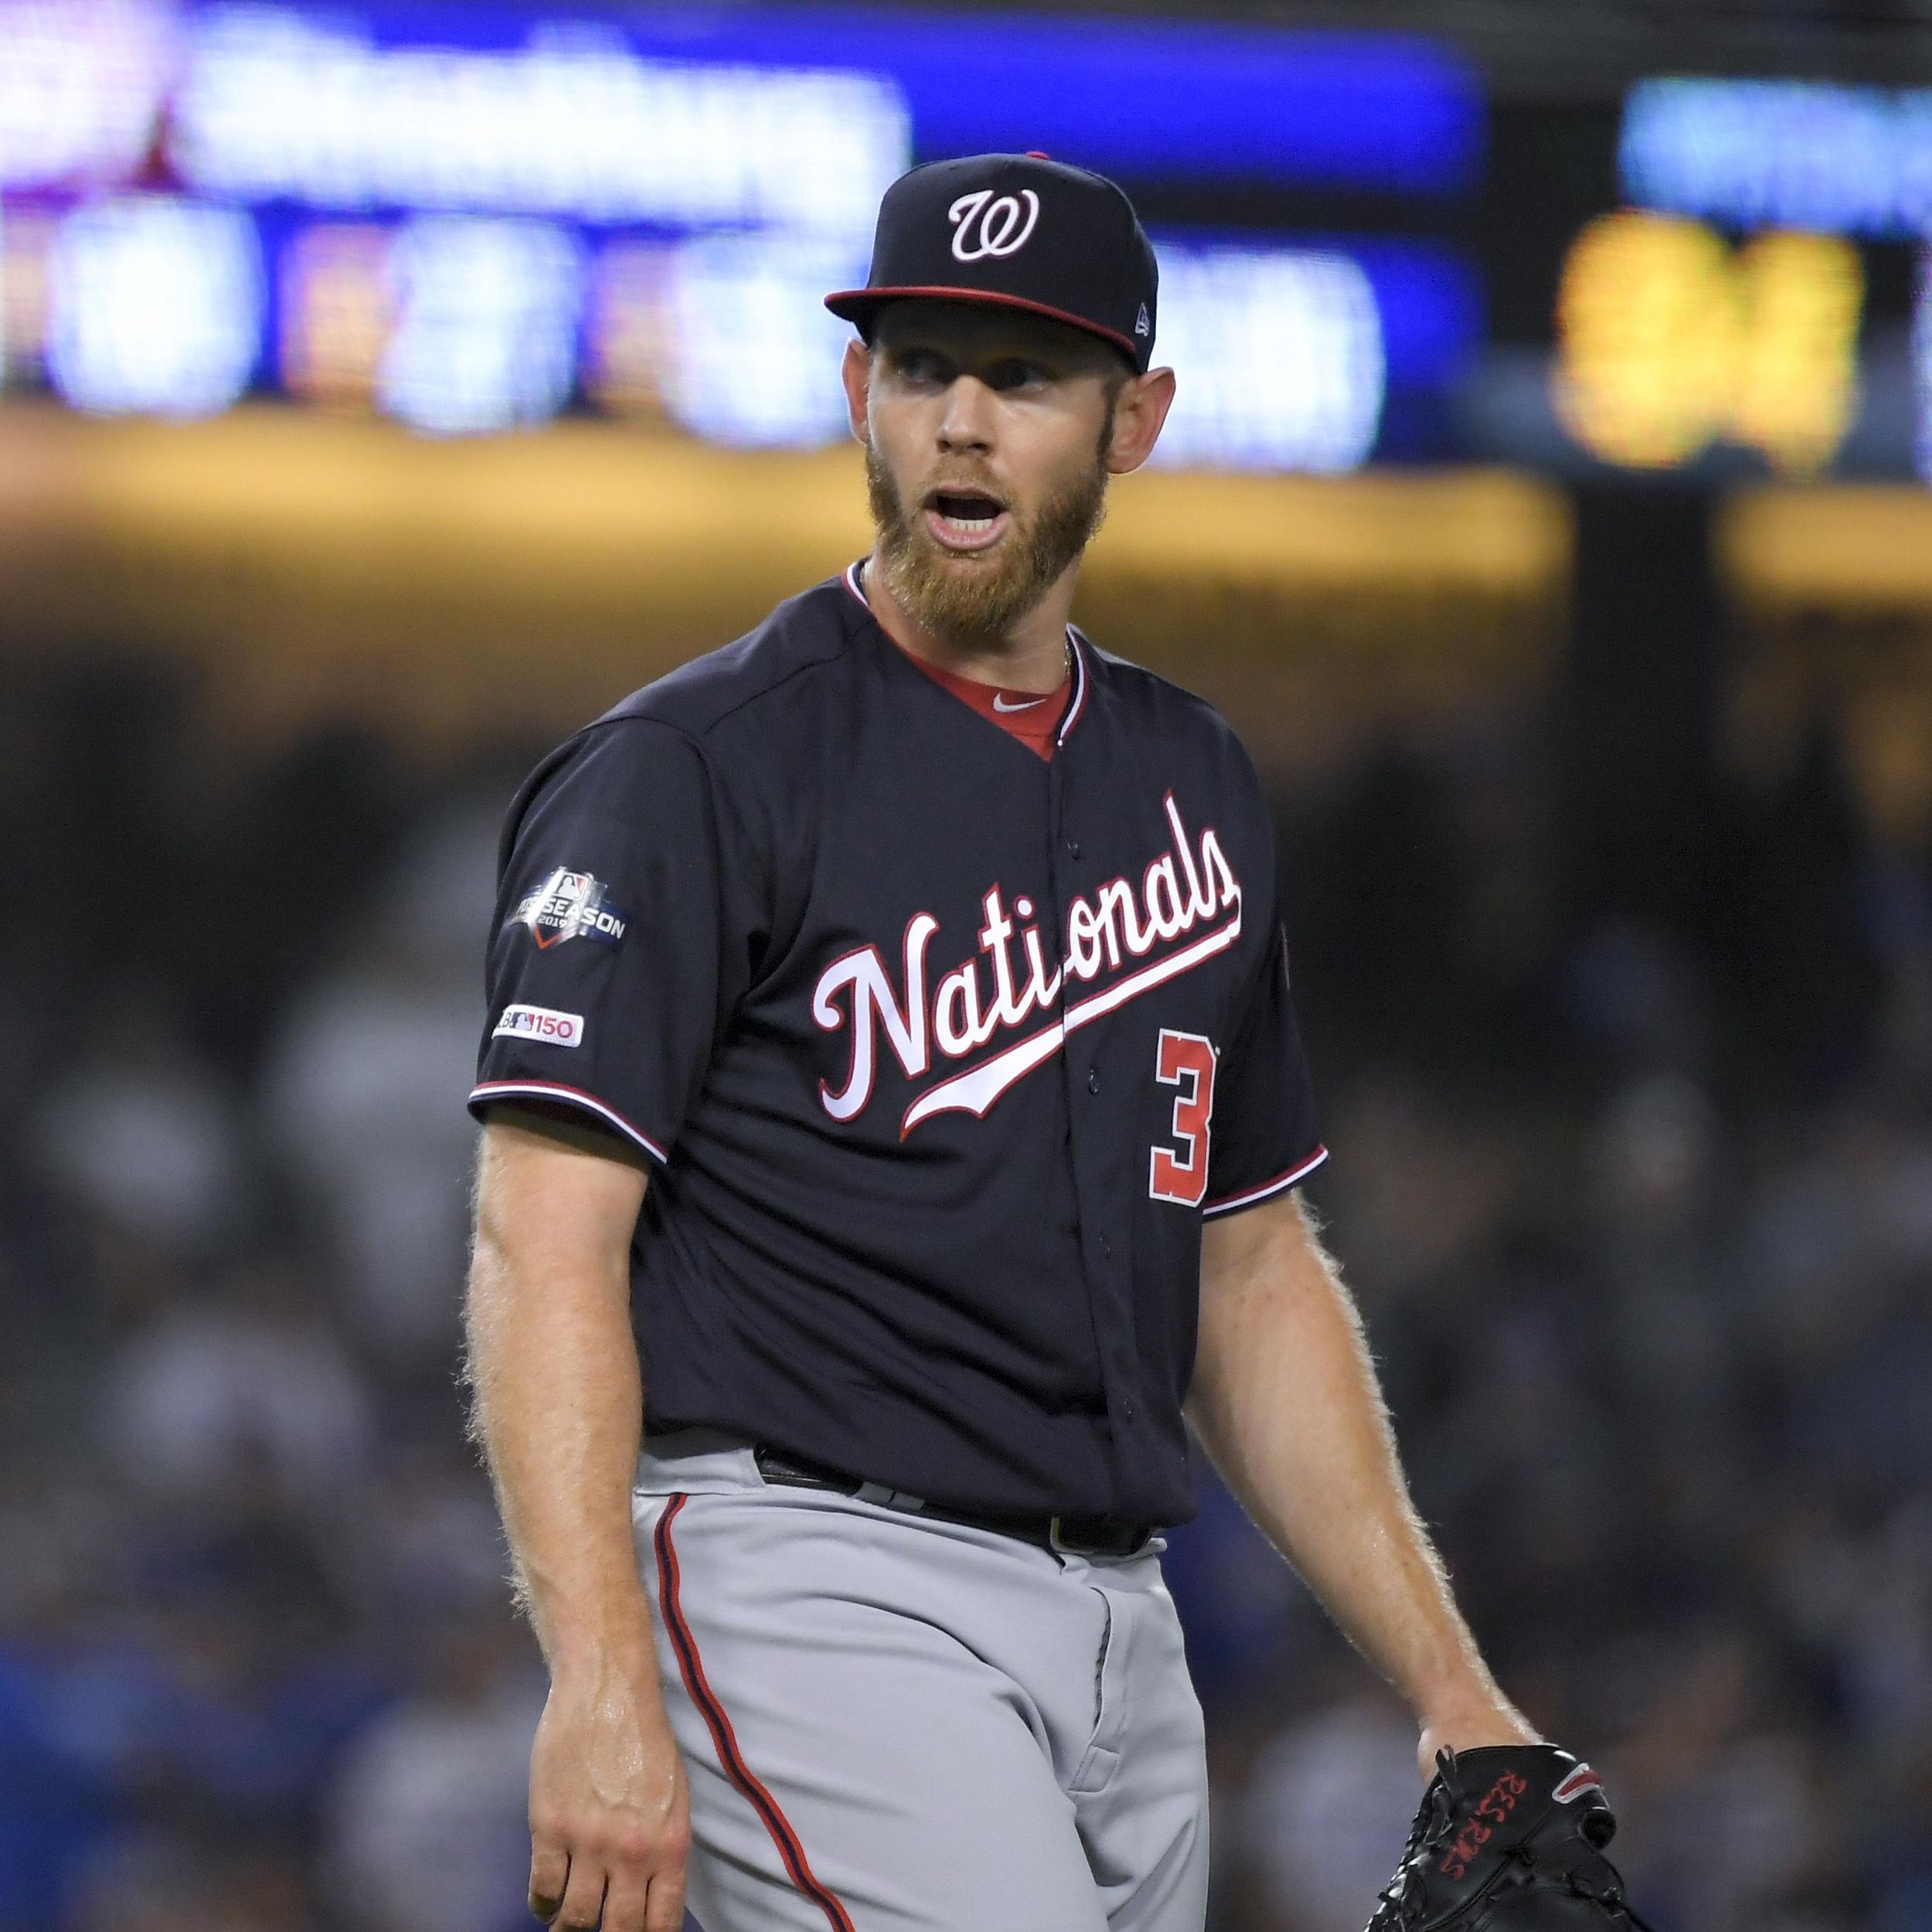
[948,189,1041,261]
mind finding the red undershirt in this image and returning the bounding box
[892,641,1071,763]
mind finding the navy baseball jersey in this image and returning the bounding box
[471,565,1325,1525]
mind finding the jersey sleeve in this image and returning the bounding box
[468,719,752,1165]
[1202,919,1326,1219]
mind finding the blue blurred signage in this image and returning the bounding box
[170,7,911,232]
[48,195,264,413]
[165,2,1481,206]
[1621,78,1932,240]
[0,0,1485,469]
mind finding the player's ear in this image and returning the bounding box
[841,336,873,445]
[1106,366,1176,476]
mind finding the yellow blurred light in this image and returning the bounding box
[1731,230,1863,474]
[1553,212,1862,475]
[1556,213,1739,467]
[1720,483,1932,614]
[0,406,1572,744]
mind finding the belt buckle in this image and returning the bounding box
[1050,1515,1151,1560]
[854,1479,927,1513]
[1049,1514,1118,1558]
[754,1446,855,1496]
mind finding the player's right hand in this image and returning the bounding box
[526,1634,691,1932]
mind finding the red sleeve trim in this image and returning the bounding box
[1200,1145,1328,1219]
[468,1080,671,1166]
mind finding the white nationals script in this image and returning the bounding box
[813,791,1243,1136]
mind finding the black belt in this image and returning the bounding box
[752,1445,1156,1560]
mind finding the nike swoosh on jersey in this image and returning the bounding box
[991,693,1049,713]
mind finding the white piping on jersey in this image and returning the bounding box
[1056,631,1087,744]
[844,560,1086,744]
[470,1080,671,1165]
[1199,1145,1328,1219]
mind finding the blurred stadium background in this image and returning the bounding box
[4,0,1932,1927]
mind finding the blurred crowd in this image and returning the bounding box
[1,654,1928,1932]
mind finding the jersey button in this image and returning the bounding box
[1067,838,1082,859]
[1087,1066,1100,1094]
[1100,1235,1113,1260]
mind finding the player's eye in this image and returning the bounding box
[893,349,951,386]
[988,359,1050,390]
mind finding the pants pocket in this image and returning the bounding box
[1070,1741,1121,1795]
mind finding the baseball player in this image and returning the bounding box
[464,154,1539,1932]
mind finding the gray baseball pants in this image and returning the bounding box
[630,1430,1210,1932]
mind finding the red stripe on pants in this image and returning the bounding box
[652,1492,857,1932]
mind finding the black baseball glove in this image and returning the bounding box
[1366,1744,1655,1931]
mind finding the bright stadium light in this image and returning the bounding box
[377,216,584,435]
[0,0,175,190]
[656,231,863,447]
[46,196,264,416]
[171,5,910,234]
[1150,245,1386,473]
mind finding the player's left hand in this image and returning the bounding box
[1366,1743,1655,1931]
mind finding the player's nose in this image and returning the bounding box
[935,373,997,454]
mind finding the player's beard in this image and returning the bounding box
[866,437,1111,645]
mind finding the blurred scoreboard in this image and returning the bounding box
[0,0,1481,471]
[1539,77,1932,483]
[8,2,1927,491]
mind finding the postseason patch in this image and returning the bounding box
[492,1004,585,1048]
[512,868,629,951]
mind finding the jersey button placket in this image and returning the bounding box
[1049,736,1130,1490]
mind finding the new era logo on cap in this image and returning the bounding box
[825,152,1160,372]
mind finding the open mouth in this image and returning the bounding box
[923,489,1011,553]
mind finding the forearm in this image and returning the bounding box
[466,1116,689,1931]
[1189,1199,1522,1736]
[464,1120,654,1670]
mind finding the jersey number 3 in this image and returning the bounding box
[1149,1029,1218,1207]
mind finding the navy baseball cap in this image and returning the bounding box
[825,152,1159,372]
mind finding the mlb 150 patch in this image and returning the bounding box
[492,1005,586,1047]
[511,869,629,950]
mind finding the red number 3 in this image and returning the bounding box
[1149,1029,1218,1206]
